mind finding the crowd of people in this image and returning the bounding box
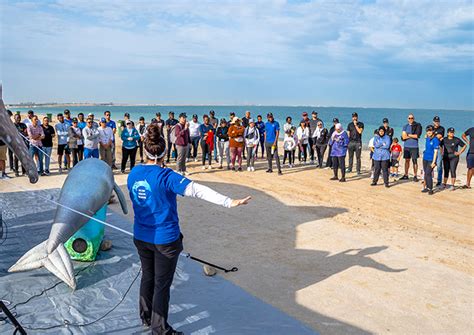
[1,108,473,194]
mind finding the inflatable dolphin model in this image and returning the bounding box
[8,158,128,289]
[0,84,38,183]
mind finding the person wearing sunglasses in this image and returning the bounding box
[401,113,422,181]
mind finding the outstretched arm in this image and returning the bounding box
[183,182,251,208]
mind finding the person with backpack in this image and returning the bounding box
[244,119,259,171]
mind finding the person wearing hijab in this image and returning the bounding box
[313,121,329,168]
[371,126,391,187]
[328,123,349,182]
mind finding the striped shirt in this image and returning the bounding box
[27,124,44,147]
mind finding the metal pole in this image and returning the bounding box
[0,300,27,335]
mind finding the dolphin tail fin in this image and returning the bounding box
[114,182,128,215]
[8,240,77,290]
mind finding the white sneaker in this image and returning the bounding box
[370,173,374,179]
[247,167,251,171]
[194,158,198,162]
[251,167,255,172]
[208,165,212,170]
[202,166,206,170]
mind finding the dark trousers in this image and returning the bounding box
[122,147,137,171]
[201,141,211,165]
[71,148,80,167]
[443,156,459,179]
[283,150,294,165]
[138,140,144,162]
[166,141,176,162]
[265,143,281,172]
[423,159,434,190]
[373,160,389,185]
[134,237,183,335]
[8,148,14,170]
[326,145,333,168]
[188,136,200,159]
[77,144,84,162]
[332,155,346,179]
[308,137,315,161]
[298,144,308,162]
[14,155,26,174]
[347,141,362,173]
[256,136,265,158]
[315,144,327,167]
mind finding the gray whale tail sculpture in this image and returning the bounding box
[8,158,128,289]
[0,84,39,183]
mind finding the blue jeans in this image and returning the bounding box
[43,146,52,172]
[84,148,99,159]
[29,146,44,173]
[213,134,218,161]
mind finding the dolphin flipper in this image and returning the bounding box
[113,182,128,215]
[8,241,77,290]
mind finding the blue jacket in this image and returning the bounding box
[329,131,349,157]
[372,135,391,161]
[121,127,140,149]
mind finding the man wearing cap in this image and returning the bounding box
[188,114,201,162]
[264,113,282,175]
[175,113,190,175]
[83,117,100,159]
[87,113,99,129]
[165,111,178,163]
[23,110,41,126]
[137,116,147,163]
[326,118,339,168]
[309,111,322,164]
[63,109,73,126]
[55,113,71,173]
[346,112,364,174]
[432,116,445,186]
[401,113,422,181]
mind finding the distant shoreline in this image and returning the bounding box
[5,103,473,112]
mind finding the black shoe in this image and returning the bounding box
[435,182,441,187]
[140,159,144,163]
[413,176,419,182]
[370,182,377,186]
[421,188,429,193]
[227,166,231,170]
[231,167,236,171]
[237,167,243,172]
[339,178,346,182]
[266,169,273,173]
[112,165,118,170]
[428,190,434,195]
[278,170,282,175]
[385,184,390,188]
[15,172,20,177]
[330,176,338,180]
[400,175,409,180]
[121,170,125,174]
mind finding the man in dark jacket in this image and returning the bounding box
[175,113,190,175]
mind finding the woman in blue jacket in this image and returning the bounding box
[329,123,349,182]
[371,126,391,187]
[128,123,250,335]
[121,120,141,173]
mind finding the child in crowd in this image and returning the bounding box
[368,129,377,179]
[390,137,402,177]
[283,129,296,167]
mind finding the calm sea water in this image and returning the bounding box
[13,105,473,145]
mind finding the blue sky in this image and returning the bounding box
[1,0,473,109]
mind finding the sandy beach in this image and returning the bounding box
[1,113,473,334]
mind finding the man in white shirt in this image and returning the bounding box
[187,114,201,162]
[98,118,113,166]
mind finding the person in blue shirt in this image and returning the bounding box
[63,109,73,126]
[422,125,440,195]
[121,120,140,173]
[199,115,214,168]
[255,115,266,158]
[371,126,391,187]
[264,113,282,175]
[329,123,350,182]
[127,123,250,335]
[77,113,87,130]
